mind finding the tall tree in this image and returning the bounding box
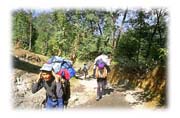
[28,10,33,51]
[115,8,128,48]
[34,12,53,55]
[12,9,29,49]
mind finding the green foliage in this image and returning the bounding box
[114,9,168,69]
[116,31,138,60]
[12,8,168,70]
[12,10,30,48]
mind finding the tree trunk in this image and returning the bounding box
[137,37,141,65]
[146,9,161,58]
[111,11,118,48]
[44,39,48,55]
[98,23,103,35]
[28,11,32,51]
[28,20,32,51]
[115,9,128,48]
[90,20,94,34]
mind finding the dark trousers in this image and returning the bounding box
[97,78,106,98]
[62,80,70,107]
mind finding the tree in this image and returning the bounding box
[12,9,30,49]
[28,10,33,51]
[33,12,54,55]
[115,8,168,69]
[12,8,168,67]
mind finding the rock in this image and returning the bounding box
[125,94,137,104]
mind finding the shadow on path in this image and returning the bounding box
[13,56,41,74]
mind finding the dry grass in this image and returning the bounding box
[108,64,167,108]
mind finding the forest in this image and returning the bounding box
[12,8,168,108]
[12,8,168,69]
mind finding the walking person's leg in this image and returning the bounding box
[63,80,70,108]
[102,78,106,96]
[104,77,107,89]
[96,79,101,101]
[85,70,88,79]
[99,79,103,98]
[83,69,87,80]
[57,98,64,109]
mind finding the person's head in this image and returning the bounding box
[107,52,111,58]
[41,71,53,81]
[40,63,53,81]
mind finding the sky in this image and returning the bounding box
[32,9,53,17]
[0,0,180,118]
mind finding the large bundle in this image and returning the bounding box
[94,54,110,66]
[47,56,76,80]
[94,54,111,73]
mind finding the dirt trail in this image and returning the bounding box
[72,90,131,109]
[13,69,145,110]
[67,77,145,109]
[67,78,97,108]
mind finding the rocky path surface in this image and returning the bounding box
[13,69,146,110]
[67,78,145,110]
[13,70,46,109]
[67,78,97,108]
